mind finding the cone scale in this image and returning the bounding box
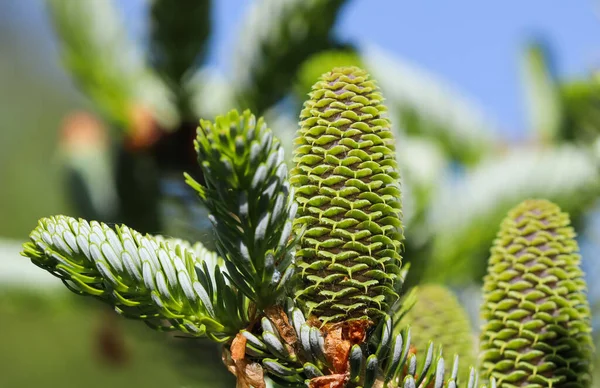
[290,66,403,325]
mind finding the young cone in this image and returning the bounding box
[479,199,593,387]
[290,66,403,325]
[400,284,476,382]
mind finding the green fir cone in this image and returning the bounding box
[400,284,475,382]
[479,199,593,387]
[290,66,403,325]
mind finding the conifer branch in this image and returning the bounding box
[21,215,247,342]
[560,76,600,144]
[521,40,562,144]
[232,298,483,388]
[185,110,297,310]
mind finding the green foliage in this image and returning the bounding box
[0,290,234,388]
[561,76,600,144]
[425,145,600,284]
[185,110,297,310]
[21,215,247,342]
[393,136,446,232]
[521,40,562,143]
[479,199,593,387]
[149,0,211,117]
[520,39,600,146]
[47,0,177,130]
[399,285,475,382]
[290,66,403,324]
[231,300,481,388]
[149,0,211,86]
[231,0,349,114]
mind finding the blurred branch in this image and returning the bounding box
[561,76,600,144]
[189,68,236,120]
[394,136,447,234]
[424,145,600,284]
[59,112,119,222]
[229,0,349,114]
[521,39,600,146]
[0,239,63,290]
[149,0,212,119]
[521,40,562,144]
[363,46,499,165]
[47,0,178,131]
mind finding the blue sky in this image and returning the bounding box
[5,0,600,137]
[206,1,600,136]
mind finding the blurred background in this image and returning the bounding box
[1,0,600,386]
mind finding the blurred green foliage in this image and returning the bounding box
[0,290,233,388]
[0,22,71,238]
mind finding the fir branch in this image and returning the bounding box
[185,110,297,310]
[21,215,247,342]
[425,145,600,284]
[47,0,178,129]
[231,299,485,387]
[522,41,600,146]
[230,0,349,114]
